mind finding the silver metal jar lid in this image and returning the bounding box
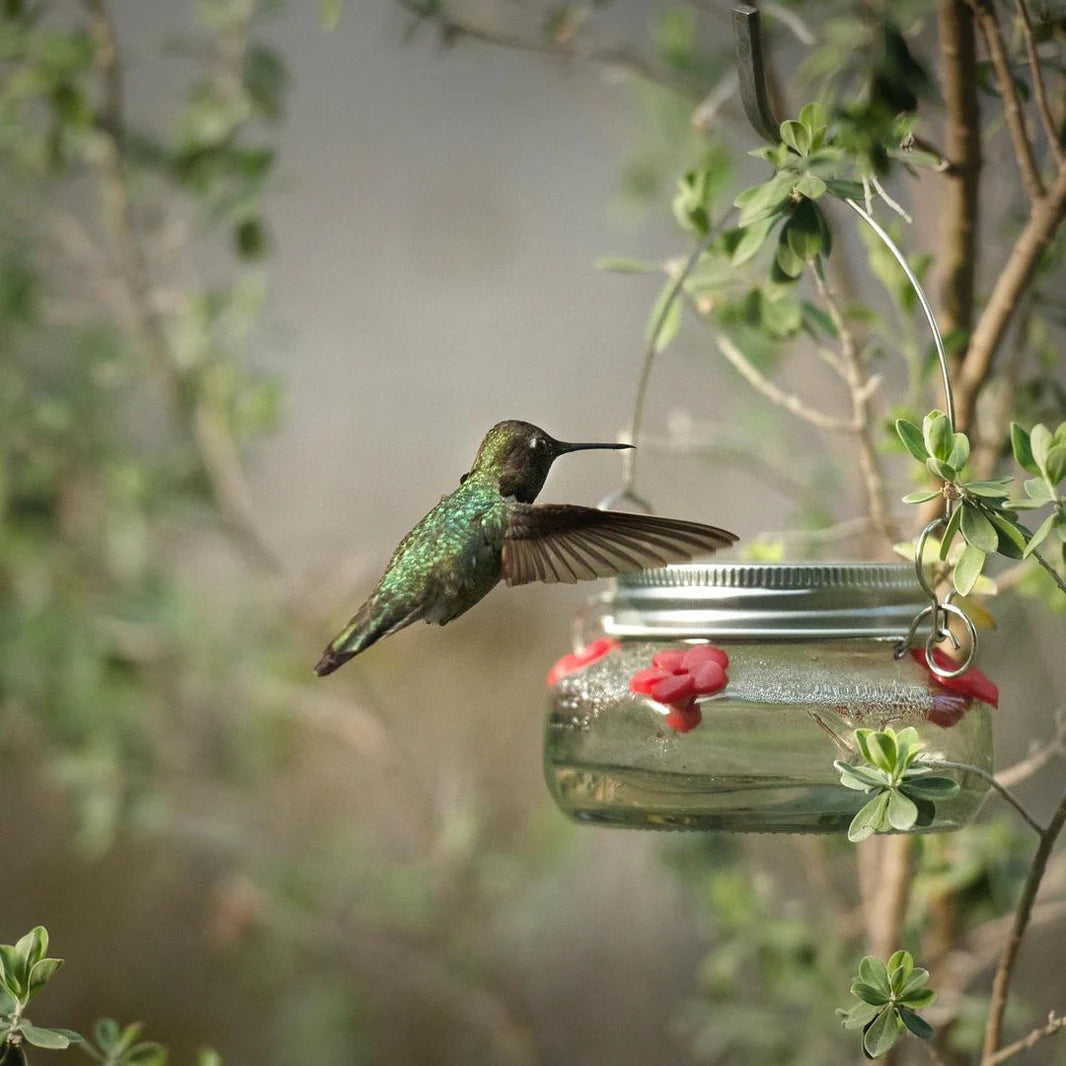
[602,563,929,640]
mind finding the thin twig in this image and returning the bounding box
[921,759,1046,835]
[811,265,898,549]
[1014,0,1066,167]
[982,789,1066,1062]
[987,1012,1066,1065]
[996,711,1066,788]
[392,0,691,98]
[623,236,715,495]
[708,328,857,433]
[1030,546,1066,595]
[972,0,1045,203]
[751,514,875,546]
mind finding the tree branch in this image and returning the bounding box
[973,0,1045,203]
[922,759,1045,835]
[956,162,1066,430]
[392,0,691,98]
[708,329,858,433]
[982,788,1066,1062]
[995,711,1066,788]
[937,0,982,348]
[987,1012,1066,1065]
[1014,0,1066,167]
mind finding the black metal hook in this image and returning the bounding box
[731,5,780,143]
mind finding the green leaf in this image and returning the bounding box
[863,1007,904,1058]
[21,1023,73,1049]
[1046,444,1066,485]
[92,1018,121,1051]
[960,503,998,552]
[899,1007,934,1039]
[1030,423,1053,473]
[786,198,823,261]
[731,213,780,265]
[127,1041,167,1065]
[826,178,866,200]
[902,776,960,800]
[946,432,970,472]
[851,982,890,1006]
[886,950,914,983]
[964,479,1012,498]
[901,987,936,1010]
[197,1050,222,1066]
[895,418,928,461]
[735,173,792,225]
[864,730,898,773]
[645,281,683,354]
[760,290,802,337]
[922,410,953,462]
[27,958,62,996]
[799,101,828,132]
[886,790,918,830]
[835,761,889,791]
[893,727,921,764]
[794,173,827,200]
[1010,423,1039,474]
[780,119,811,155]
[849,792,890,842]
[0,946,25,998]
[841,1001,882,1030]
[953,544,986,596]
[926,457,957,482]
[775,236,805,279]
[1022,477,1053,502]
[858,956,891,993]
[14,930,47,973]
[940,505,963,560]
[902,490,939,504]
[1024,512,1057,557]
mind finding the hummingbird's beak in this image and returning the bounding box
[555,440,634,454]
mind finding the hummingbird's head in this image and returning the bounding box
[467,420,631,503]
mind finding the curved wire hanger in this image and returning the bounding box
[730,4,975,677]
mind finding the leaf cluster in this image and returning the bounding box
[838,951,936,1058]
[835,727,960,842]
[0,927,82,1055]
[897,412,1023,591]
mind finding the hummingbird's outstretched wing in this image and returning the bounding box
[500,504,737,586]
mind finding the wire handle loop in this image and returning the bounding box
[731,5,978,675]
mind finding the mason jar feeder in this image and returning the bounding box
[541,5,1000,836]
[544,563,997,833]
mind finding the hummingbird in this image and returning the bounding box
[314,420,737,676]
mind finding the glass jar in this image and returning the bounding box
[544,563,995,833]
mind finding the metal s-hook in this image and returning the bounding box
[732,5,780,143]
[730,5,977,679]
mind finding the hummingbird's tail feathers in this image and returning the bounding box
[314,598,426,676]
[314,645,356,677]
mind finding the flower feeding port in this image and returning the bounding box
[542,6,999,835]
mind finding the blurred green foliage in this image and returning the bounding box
[3,1,1066,1064]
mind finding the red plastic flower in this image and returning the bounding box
[546,637,620,687]
[629,645,730,732]
[911,647,999,717]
